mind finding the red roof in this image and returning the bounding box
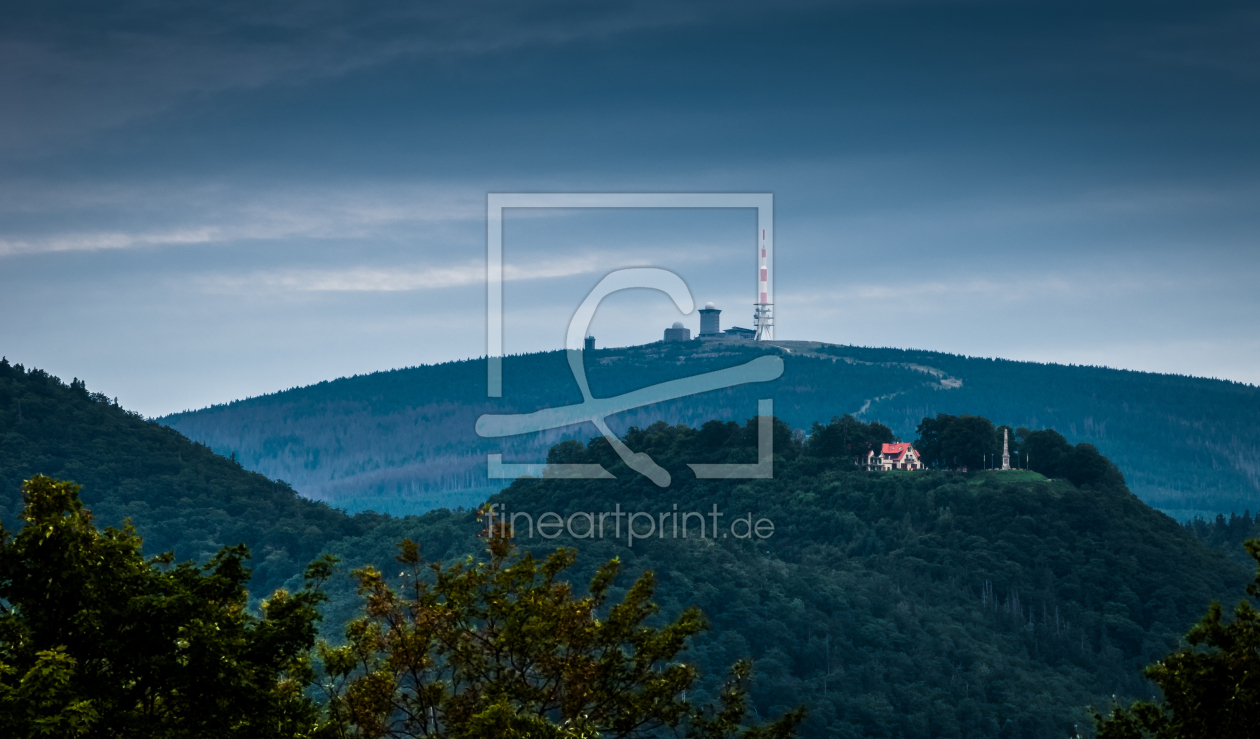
[881,443,916,460]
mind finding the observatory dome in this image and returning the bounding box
[704,302,716,309]
[672,321,684,329]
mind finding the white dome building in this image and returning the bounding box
[663,320,691,342]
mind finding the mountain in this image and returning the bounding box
[0,357,379,595]
[305,418,1255,739]
[3,355,1256,737]
[161,340,1260,520]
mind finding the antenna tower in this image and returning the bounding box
[754,227,773,340]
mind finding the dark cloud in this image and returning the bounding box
[0,0,714,154]
[4,0,1258,159]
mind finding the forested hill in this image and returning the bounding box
[306,419,1254,738]
[0,358,379,595]
[2,355,1255,736]
[160,340,1260,520]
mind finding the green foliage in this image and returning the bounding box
[0,647,98,738]
[1094,539,1260,738]
[0,358,377,595]
[802,414,893,464]
[0,476,332,738]
[1018,428,1070,475]
[913,414,1128,489]
[299,417,1251,738]
[915,413,998,470]
[316,530,803,739]
[1184,511,1259,567]
[1014,428,1127,490]
[3,357,1256,736]
[0,476,798,739]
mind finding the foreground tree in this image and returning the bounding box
[1,477,800,738]
[1095,538,1260,738]
[317,528,805,739]
[0,475,332,738]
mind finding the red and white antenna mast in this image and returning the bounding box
[754,226,773,340]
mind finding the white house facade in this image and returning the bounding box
[865,443,924,471]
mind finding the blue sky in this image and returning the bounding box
[1,0,1258,416]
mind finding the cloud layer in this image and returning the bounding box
[1,0,1259,416]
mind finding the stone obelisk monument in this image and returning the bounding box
[1001,428,1011,471]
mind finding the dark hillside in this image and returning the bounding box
[0,360,1251,737]
[161,341,1260,519]
[307,420,1251,739]
[0,358,376,594]
[1185,510,1260,566]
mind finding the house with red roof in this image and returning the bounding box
[865,442,924,471]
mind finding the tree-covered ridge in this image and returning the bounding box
[0,358,378,595]
[160,341,1260,519]
[297,415,1251,738]
[912,413,1127,491]
[818,344,1260,518]
[1,360,1254,736]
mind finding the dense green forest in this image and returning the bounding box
[286,415,1253,737]
[0,357,380,595]
[4,357,1259,737]
[322,421,1243,738]
[1184,511,1260,567]
[161,340,1260,520]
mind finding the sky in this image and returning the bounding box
[1,0,1258,417]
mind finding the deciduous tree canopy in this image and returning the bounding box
[0,477,800,739]
[317,533,804,739]
[0,476,332,738]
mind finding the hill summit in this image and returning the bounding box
[160,341,1260,519]
[303,416,1255,738]
[0,357,375,595]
